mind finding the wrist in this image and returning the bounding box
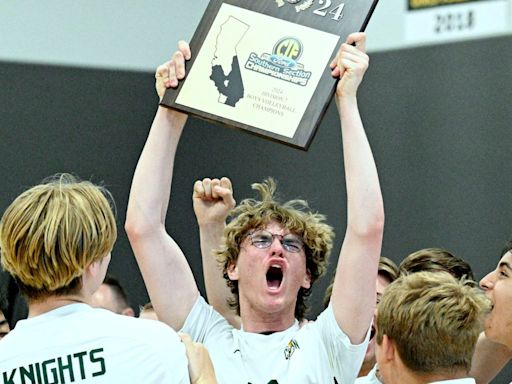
[335,93,358,112]
[197,219,226,228]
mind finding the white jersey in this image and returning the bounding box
[0,303,190,384]
[182,296,369,384]
[355,365,381,384]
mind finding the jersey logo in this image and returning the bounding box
[284,338,300,360]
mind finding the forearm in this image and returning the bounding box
[199,222,241,328]
[337,96,384,236]
[126,107,187,232]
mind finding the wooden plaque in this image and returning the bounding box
[161,0,379,149]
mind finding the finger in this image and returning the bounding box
[202,178,213,200]
[167,58,178,88]
[178,332,193,345]
[215,187,236,209]
[220,177,235,207]
[155,62,170,79]
[193,180,206,199]
[210,178,221,199]
[330,46,342,69]
[330,44,344,75]
[333,65,345,80]
[339,50,368,68]
[346,32,366,53]
[178,333,195,354]
[178,40,191,60]
[220,177,233,193]
[329,56,337,69]
[155,62,171,100]
[339,58,368,80]
[172,50,186,81]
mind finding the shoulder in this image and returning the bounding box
[182,296,232,341]
[89,308,183,351]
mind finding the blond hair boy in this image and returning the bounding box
[376,272,490,384]
[0,174,200,383]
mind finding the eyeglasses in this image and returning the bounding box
[246,230,304,253]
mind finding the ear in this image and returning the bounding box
[382,334,396,362]
[84,254,110,293]
[84,259,102,279]
[121,307,135,317]
[302,269,312,289]
[227,262,239,281]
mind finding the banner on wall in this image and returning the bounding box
[408,0,487,10]
[405,0,509,44]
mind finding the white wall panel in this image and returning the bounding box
[0,0,510,71]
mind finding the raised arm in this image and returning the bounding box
[193,177,241,328]
[329,33,384,344]
[125,41,199,330]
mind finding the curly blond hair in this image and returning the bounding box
[0,174,117,301]
[215,179,334,320]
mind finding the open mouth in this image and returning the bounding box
[266,265,283,290]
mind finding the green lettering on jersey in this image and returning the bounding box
[2,369,16,384]
[35,363,43,384]
[3,347,106,383]
[72,351,87,380]
[41,359,58,384]
[19,364,36,383]
[57,355,74,383]
[89,348,106,377]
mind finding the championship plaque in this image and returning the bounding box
[161,0,379,149]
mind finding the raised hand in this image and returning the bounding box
[330,32,369,99]
[155,40,192,101]
[193,177,236,226]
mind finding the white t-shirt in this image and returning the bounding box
[182,296,370,384]
[355,365,381,383]
[0,303,190,384]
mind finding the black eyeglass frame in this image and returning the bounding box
[244,230,305,253]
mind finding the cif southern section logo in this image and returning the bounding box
[244,37,312,86]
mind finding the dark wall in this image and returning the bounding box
[1,35,511,381]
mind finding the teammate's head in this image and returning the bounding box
[91,275,134,316]
[323,256,398,309]
[216,178,333,320]
[479,240,512,348]
[376,272,489,382]
[399,247,474,281]
[0,174,117,301]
